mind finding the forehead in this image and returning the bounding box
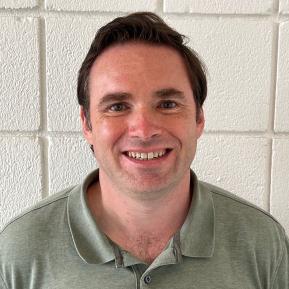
[88,42,192,99]
[93,41,185,68]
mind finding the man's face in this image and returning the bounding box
[81,42,204,197]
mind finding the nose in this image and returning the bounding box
[127,108,162,139]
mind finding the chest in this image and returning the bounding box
[6,257,266,289]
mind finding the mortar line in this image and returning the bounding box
[267,0,280,214]
[0,8,287,20]
[38,14,50,199]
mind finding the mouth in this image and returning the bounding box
[123,149,172,161]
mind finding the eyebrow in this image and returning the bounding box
[98,92,132,108]
[154,88,185,99]
[98,88,186,108]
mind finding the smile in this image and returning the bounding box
[125,150,169,160]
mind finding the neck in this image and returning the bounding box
[87,170,192,262]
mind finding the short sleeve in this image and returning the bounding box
[272,233,289,289]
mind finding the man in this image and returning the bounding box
[0,12,288,289]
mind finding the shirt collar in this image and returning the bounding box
[67,170,115,264]
[67,169,215,264]
[180,171,215,258]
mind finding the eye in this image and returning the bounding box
[159,101,177,109]
[108,103,128,112]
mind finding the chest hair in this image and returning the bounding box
[121,234,170,264]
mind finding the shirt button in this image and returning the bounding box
[144,275,152,284]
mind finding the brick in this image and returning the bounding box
[45,0,157,12]
[275,22,289,132]
[164,0,274,14]
[192,135,269,209]
[48,136,96,194]
[0,17,40,131]
[0,0,38,9]
[0,137,42,230]
[165,16,273,131]
[164,1,190,13]
[46,16,115,131]
[279,0,289,13]
[271,139,289,235]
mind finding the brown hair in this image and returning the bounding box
[77,12,207,129]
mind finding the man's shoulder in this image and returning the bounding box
[200,180,281,224]
[200,181,286,244]
[0,185,79,251]
[0,185,82,286]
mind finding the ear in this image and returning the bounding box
[80,107,93,145]
[196,108,205,139]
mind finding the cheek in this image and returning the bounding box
[172,116,198,136]
[93,118,125,144]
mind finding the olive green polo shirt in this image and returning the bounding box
[0,170,288,289]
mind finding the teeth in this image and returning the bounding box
[147,152,154,160]
[127,150,167,160]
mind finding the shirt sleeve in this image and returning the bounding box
[272,233,289,289]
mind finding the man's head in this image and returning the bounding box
[79,12,207,197]
[77,12,207,129]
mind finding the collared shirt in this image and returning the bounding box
[0,170,288,289]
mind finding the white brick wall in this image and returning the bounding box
[45,0,158,12]
[271,139,289,234]
[0,17,40,131]
[0,0,38,9]
[0,137,42,228]
[164,0,274,14]
[280,0,289,13]
[0,3,288,235]
[48,136,96,194]
[192,135,269,210]
[275,22,289,132]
